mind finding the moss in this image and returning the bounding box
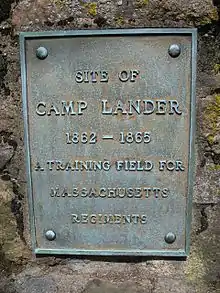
[115,16,125,26]
[209,8,219,21]
[208,164,220,171]
[199,17,212,25]
[207,134,214,145]
[185,245,218,291]
[199,8,219,25]
[185,249,206,283]
[83,2,97,17]
[214,64,220,74]
[185,219,220,292]
[204,95,220,146]
[54,0,66,8]
[136,0,149,7]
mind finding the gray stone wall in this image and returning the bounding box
[0,0,220,292]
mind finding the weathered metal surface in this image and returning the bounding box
[20,29,197,256]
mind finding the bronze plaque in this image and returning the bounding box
[20,29,197,256]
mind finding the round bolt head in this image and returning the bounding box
[168,44,181,58]
[165,232,176,244]
[36,46,48,60]
[45,230,56,241]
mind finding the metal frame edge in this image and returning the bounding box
[20,28,197,257]
[35,248,187,257]
[185,29,197,256]
[19,28,197,38]
[19,33,37,253]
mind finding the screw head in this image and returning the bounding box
[165,232,176,244]
[36,46,48,60]
[45,230,56,241]
[168,44,181,58]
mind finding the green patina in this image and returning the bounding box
[204,95,220,145]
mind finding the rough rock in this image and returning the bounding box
[0,0,14,23]
[0,179,30,270]
[11,0,219,30]
[0,0,220,292]
[0,142,14,170]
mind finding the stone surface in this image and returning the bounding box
[11,0,219,31]
[16,276,59,293]
[0,142,14,170]
[0,0,220,292]
[11,261,195,292]
[82,279,146,293]
[0,179,29,268]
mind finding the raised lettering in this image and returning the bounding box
[61,101,76,115]
[36,102,46,116]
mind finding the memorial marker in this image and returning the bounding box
[20,29,197,256]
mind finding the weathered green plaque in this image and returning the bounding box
[20,29,197,256]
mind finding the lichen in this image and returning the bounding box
[209,8,219,21]
[204,95,220,146]
[185,249,206,283]
[199,17,212,25]
[208,164,220,171]
[83,2,97,17]
[115,16,125,26]
[214,64,220,74]
[136,0,149,7]
[199,8,219,25]
[54,0,66,9]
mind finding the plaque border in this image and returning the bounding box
[20,28,197,257]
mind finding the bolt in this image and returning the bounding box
[45,230,56,241]
[165,232,176,244]
[36,47,48,60]
[168,44,181,58]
